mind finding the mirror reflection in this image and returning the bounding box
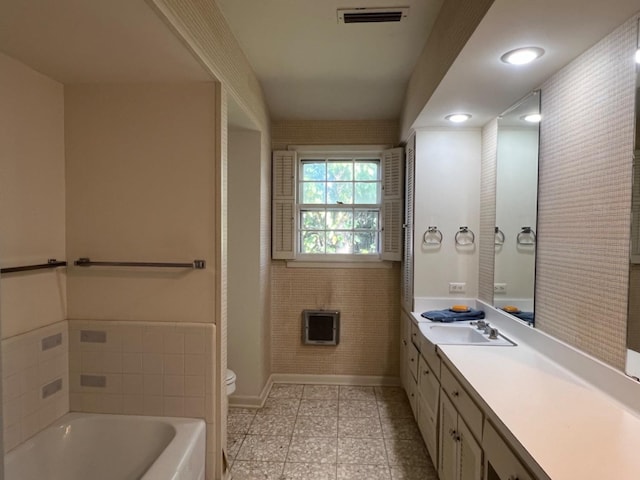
[493,91,540,324]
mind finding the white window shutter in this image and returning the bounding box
[381,147,404,261]
[272,151,297,259]
[402,135,415,311]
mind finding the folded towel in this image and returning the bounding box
[421,308,485,322]
[510,311,534,323]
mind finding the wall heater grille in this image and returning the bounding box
[302,310,340,345]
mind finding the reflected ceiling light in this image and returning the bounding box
[522,113,542,123]
[501,47,545,65]
[636,19,640,63]
[445,113,472,123]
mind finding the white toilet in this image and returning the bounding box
[225,369,236,396]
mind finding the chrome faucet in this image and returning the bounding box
[474,320,488,330]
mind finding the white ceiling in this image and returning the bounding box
[1,0,638,131]
[0,0,211,83]
[217,0,444,121]
[414,0,640,128]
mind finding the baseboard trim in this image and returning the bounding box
[228,375,274,409]
[269,373,400,386]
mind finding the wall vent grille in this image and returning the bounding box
[337,7,409,24]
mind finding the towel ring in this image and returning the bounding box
[495,227,505,246]
[455,226,475,246]
[423,226,443,245]
[517,226,536,246]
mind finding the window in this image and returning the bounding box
[298,156,381,257]
[272,147,403,263]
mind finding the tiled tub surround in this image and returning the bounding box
[67,320,216,476]
[227,383,437,480]
[2,321,69,452]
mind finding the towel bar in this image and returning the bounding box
[74,258,206,269]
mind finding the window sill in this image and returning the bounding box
[285,260,393,269]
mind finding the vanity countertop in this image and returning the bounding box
[438,341,640,480]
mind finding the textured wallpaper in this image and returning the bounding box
[271,262,401,377]
[535,16,637,368]
[479,119,497,304]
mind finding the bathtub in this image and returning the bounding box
[5,413,206,480]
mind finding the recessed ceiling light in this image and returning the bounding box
[501,47,545,65]
[522,113,542,123]
[445,113,472,123]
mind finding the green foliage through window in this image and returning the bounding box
[299,157,381,256]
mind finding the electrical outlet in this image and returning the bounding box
[494,283,507,294]
[449,282,466,293]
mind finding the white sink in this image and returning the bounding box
[419,323,515,346]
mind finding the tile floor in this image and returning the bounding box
[227,384,438,480]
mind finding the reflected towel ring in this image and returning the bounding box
[517,226,536,245]
[455,226,475,246]
[495,227,505,246]
[423,226,443,245]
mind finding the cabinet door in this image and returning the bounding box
[418,354,440,415]
[408,342,419,383]
[483,421,532,480]
[417,393,438,469]
[458,417,483,480]
[439,393,458,480]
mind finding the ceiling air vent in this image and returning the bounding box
[337,7,409,24]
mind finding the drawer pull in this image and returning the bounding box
[423,369,430,375]
[449,428,460,442]
[451,390,460,397]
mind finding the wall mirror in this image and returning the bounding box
[493,91,540,324]
[626,61,640,378]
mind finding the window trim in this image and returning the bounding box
[290,146,389,262]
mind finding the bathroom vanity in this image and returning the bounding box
[401,300,640,480]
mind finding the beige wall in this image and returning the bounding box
[65,83,217,323]
[271,120,401,378]
[271,262,401,377]
[272,120,399,150]
[228,128,270,401]
[0,53,67,338]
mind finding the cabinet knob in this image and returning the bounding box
[451,390,460,397]
[507,477,519,480]
[423,369,430,375]
[403,340,407,346]
[410,358,415,363]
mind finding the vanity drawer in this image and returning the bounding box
[441,364,482,440]
[418,354,440,415]
[419,337,441,378]
[483,420,533,480]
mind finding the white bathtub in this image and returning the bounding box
[5,413,206,480]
